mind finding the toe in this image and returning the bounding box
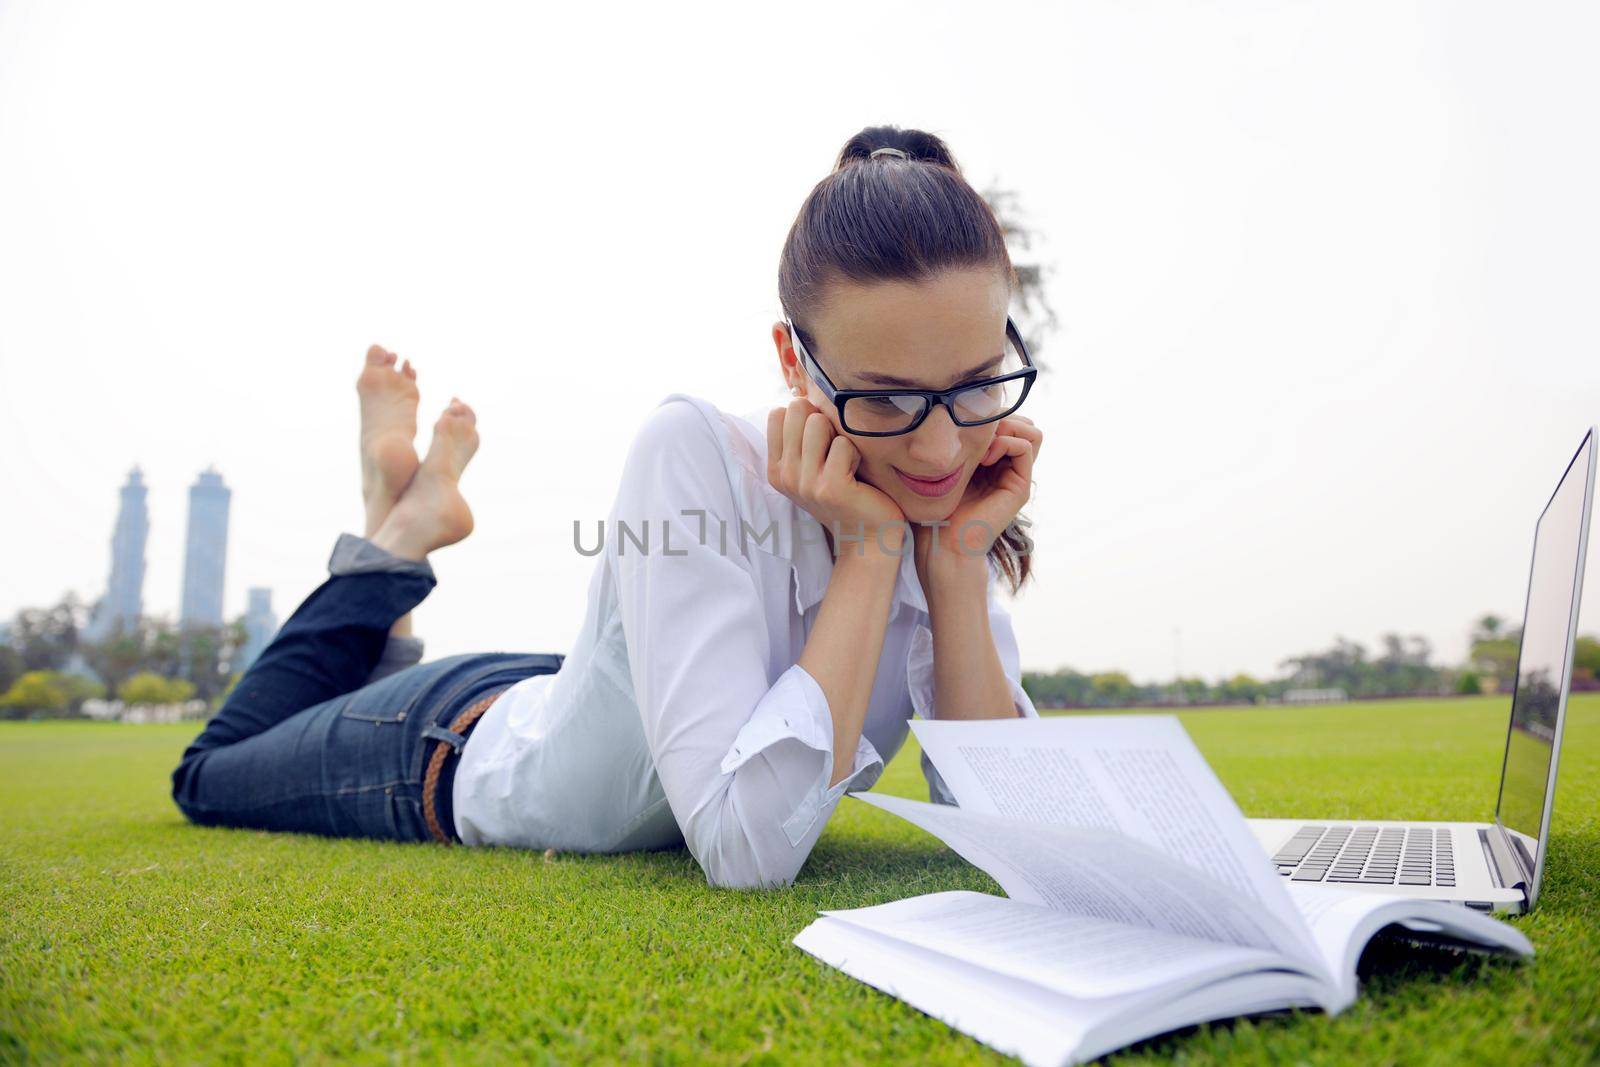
[365,344,391,366]
[401,359,415,380]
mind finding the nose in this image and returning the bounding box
[903,402,965,470]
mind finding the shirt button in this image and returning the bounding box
[397,710,407,721]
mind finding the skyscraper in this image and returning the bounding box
[180,466,231,628]
[239,586,279,672]
[85,466,151,642]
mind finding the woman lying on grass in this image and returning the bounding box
[170,124,1044,889]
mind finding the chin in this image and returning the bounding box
[896,482,969,526]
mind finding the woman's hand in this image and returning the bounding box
[767,398,907,556]
[913,413,1042,587]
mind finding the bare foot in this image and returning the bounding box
[357,344,421,537]
[370,399,479,561]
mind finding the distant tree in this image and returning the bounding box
[1090,672,1137,707]
[1166,677,1211,706]
[120,671,196,706]
[1277,633,1447,699]
[58,672,104,711]
[0,643,22,695]
[1216,674,1266,705]
[146,616,184,678]
[1280,636,1369,694]
[979,622,1598,711]
[78,612,234,694]
[1023,668,1096,708]
[9,593,90,672]
[80,620,149,695]
[1470,635,1521,683]
[1472,614,1506,645]
[0,671,69,715]
[178,619,249,703]
[1467,612,1523,686]
[1373,632,1440,697]
[981,183,1061,369]
[0,670,104,718]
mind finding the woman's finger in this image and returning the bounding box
[823,432,858,490]
[781,399,814,492]
[978,433,1033,507]
[999,416,1042,461]
[998,432,1035,499]
[983,423,1029,464]
[797,409,834,495]
[1001,415,1041,442]
[783,398,811,466]
[766,407,786,482]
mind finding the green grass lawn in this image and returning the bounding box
[3,696,1597,1064]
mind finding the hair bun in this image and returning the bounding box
[836,125,960,172]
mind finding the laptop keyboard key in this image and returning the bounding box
[1281,824,1468,890]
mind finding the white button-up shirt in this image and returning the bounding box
[451,391,1039,888]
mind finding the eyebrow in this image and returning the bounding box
[852,353,1005,390]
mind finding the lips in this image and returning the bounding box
[894,464,963,497]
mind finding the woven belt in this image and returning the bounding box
[422,685,510,845]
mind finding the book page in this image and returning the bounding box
[793,916,1091,1067]
[909,715,1314,961]
[820,889,1294,1000]
[794,911,1328,1067]
[856,792,1322,968]
[1284,882,1534,1004]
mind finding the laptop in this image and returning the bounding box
[1247,427,1596,915]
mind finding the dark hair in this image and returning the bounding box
[777,124,1035,595]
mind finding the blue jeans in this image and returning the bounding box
[170,533,563,843]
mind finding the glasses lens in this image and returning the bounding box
[951,375,1026,423]
[841,394,928,434]
[951,331,1030,423]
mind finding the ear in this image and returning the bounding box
[771,321,803,394]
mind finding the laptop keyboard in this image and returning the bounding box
[1271,825,1455,887]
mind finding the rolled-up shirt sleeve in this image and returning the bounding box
[612,399,884,890]
[907,558,1039,806]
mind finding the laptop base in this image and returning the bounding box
[1247,817,1526,914]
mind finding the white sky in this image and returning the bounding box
[2,1,1596,682]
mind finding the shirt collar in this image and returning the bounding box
[774,491,930,618]
[715,398,930,619]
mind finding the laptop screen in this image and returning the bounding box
[1494,430,1594,876]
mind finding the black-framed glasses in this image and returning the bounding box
[784,315,1037,437]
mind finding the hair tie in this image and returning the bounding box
[869,146,910,161]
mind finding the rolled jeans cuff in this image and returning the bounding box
[366,633,426,684]
[328,532,436,581]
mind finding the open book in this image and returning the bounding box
[792,716,1532,1067]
